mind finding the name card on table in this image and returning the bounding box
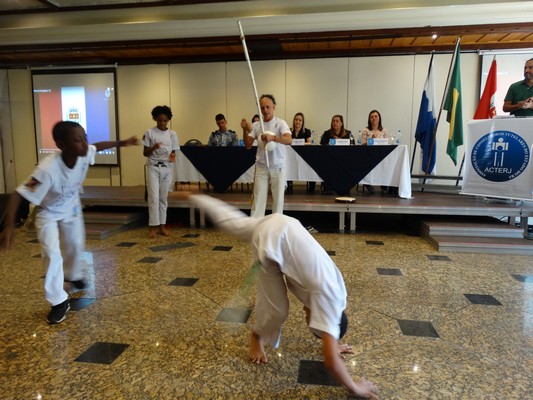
[368,138,390,146]
[329,138,351,146]
[292,139,305,146]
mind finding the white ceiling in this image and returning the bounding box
[1,1,532,46]
[0,0,531,66]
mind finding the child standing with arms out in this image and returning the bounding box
[143,105,180,238]
[0,121,138,324]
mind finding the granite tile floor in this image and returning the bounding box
[1,218,533,400]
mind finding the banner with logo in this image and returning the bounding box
[462,118,533,200]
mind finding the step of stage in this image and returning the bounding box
[83,207,147,239]
[427,235,533,255]
[25,207,147,240]
[419,216,533,254]
[420,216,523,238]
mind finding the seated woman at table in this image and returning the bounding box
[291,112,312,142]
[320,115,353,194]
[288,112,314,193]
[361,109,389,145]
[361,109,390,195]
[320,114,354,145]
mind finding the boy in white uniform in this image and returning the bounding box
[0,121,138,324]
[143,105,180,238]
[181,193,379,399]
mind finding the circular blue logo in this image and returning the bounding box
[471,130,529,182]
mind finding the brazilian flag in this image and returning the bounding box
[443,40,463,165]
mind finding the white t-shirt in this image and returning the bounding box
[16,145,97,221]
[252,214,347,339]
[142,127,180,165]
[249,116,290,169]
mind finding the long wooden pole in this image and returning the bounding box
[238,20,270,168]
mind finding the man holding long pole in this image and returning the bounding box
[241,94,292,218]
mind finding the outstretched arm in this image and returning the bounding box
[0,191,24,251]
[322,333,380,399]
[94,136,139,152]
[177,192,258,242]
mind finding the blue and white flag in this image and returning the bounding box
[415,56,437,174]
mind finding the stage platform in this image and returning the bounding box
[80,184,533,235]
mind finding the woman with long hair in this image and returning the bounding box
[291,112,312,142]
[361,110,390,194]
[289,112,315,193]
[361,110,389,145]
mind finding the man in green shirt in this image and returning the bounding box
[503,58,533,117]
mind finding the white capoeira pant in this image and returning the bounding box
[146,163,171,226]
[35,210,85,307]
[251,165,286,218]
[247,115,291,218]
[253,260,290,348]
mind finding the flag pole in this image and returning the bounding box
[456,153,465,186]
[424,38,460,175]
[410,141,418,174]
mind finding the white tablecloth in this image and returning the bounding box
[175,145,412,198]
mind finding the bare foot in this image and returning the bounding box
[249,331,268,364]
[350,378,380,399]
[159,226,170,236]
[148,228,157,238]
[338,342,353,359]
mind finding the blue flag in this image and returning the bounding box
[415,56,437,174]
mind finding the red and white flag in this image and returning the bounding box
[473,59,497,119]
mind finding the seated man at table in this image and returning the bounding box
[208,113,238,147]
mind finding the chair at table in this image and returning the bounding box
[184,139,203,147]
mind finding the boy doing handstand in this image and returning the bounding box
[180,193,380,399]
[0,121,138,324]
